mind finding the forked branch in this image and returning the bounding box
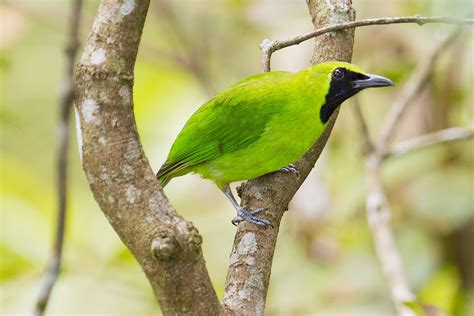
[377,28,462,150]
[355,28,464,316]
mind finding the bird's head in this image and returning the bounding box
[308,61,393,124]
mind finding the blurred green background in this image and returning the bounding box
[1,0,473,315]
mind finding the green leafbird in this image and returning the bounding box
[157,61,393,226]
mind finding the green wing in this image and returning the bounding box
[157,71,292,185]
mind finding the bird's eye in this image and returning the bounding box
[332,68,345,80]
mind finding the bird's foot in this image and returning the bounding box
[281,164,299,176]
[231,207,271,227]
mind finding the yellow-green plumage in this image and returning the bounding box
[157,61,392,225]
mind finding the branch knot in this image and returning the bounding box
[151,234,181,261]
[259,38,276,54]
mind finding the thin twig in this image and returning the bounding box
[34,1,82,315]
[377,28,462,152]
[354,103,416,316]
[384,126,474,159]
[352,26,463,316]
[352,98,374,154]
[260,16,472,72]
[260,39,274,73]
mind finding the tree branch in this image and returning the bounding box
[260,15,472,72]
[352,98,374,154]
[365,155,416,316]
[73,1,220,314]
[34,1,82,315]
[222,1,355,314]
[384,126,474,159]
[353,27,463,316]
[354,92,416,316]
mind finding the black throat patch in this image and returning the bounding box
[320,69,368,124]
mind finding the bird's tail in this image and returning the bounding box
[157,159,190,187]
[156,168,171,188]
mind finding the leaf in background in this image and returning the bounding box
[419,265,461,315]
[0,243,33,281]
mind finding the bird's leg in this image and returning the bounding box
[220,184,271,226]
[281,163,299,176]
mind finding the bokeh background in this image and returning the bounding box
[1,0,473,315]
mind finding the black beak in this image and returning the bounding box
[352,74,393,89]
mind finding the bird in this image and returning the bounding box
[157,61,393,226]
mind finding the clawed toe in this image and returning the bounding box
[249,207,266,215]
[231,207,271,227]
[281,164,299,175]
[231,215,243,226]
[221,184,272,227]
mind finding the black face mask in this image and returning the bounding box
[320,67,393,123]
